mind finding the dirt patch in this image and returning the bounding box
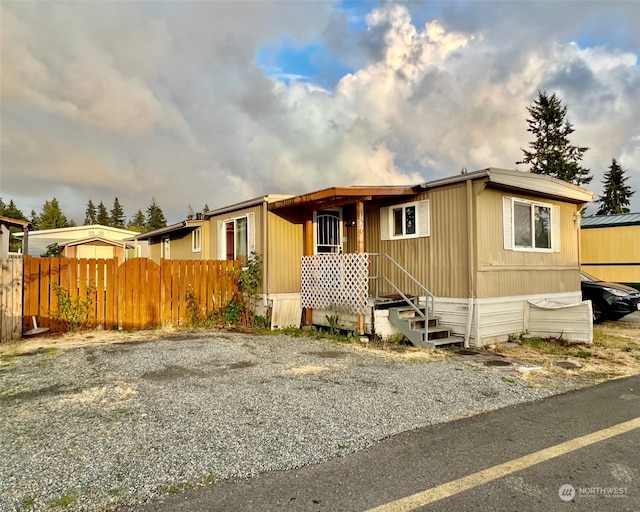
[228,361,258,370]
[484,360,513,367]
[285,365,334,376]
[141,365,207,381]
[305,350,347,359]
[61,384,138,405]
[0,383,75,403]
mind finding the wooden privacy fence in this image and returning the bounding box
[1,255,23,342]
[23,256,241,333]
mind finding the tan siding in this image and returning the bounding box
[149,243,161,264]
[167,235,197,260]
[267,212,304,294]
[476,269,580,297]
[76,245,116,259]
[581,225,640,285]
[365,185,469,298]
[201,223,211,260]
[475,188,581,298]
[208,204,264,261]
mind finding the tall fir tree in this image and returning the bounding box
[128,209,147,232]
[110,197,126,228]
[96,201,110,225]
[596,159,635,215]
[30,209,41,231]
[146,197,167,231]
[202,203,210,214]
[0,199,27,221]
[39,198,69,229]
[84,199,97,225]
[518,91,592,186]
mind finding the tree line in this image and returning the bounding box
[0,196,171,233]
[0,196,213,252]
[518,90,635,215]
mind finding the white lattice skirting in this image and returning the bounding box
[300,253,369,315]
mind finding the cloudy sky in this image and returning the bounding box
[1,1,639,224]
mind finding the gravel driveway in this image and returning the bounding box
[1,332,582,511]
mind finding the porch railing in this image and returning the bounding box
[368,253,434,338]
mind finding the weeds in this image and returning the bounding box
[50,281,95,331]
[48,493,75,508]
[21,496,36,510]
[325,313,340,335]
[512,335,594,359]
[199,473,218,485]
[185,254,263,330]
[162,482,189,495]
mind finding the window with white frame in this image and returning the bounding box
[503,197,560,252]
[380,200,430,240]
[218,213,255,265]
[192,227,201,252]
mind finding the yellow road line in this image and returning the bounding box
[365,416,640,512]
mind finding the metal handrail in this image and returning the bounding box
[368,253,435,340]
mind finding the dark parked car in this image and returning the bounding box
[580,271,640,323]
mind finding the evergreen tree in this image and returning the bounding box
[127,209,147,232]
[146,197,167,231]
[96,201,110,225]
[202,203,210,214]
[84,200,97,225]
[0,199,26,220]
[110,197,126,228]
[187,205,195,220]
[0,199,28,252]
[39,198,69,229]
[596,159,635,215]
[30,209,41,231]
[518,90,592,186]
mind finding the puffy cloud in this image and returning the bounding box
[1,1,639,224]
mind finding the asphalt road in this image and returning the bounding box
[126,374,640,512]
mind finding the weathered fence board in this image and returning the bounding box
[1,255,24,342]
[20,256,240,334]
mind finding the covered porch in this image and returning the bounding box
[269,187,464,348]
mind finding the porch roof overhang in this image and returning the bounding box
[0,216,30,229]
[268,185,419,221]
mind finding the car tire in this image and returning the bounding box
[592,299,608,324]
[609,313,626,321]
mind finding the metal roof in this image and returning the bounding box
[127,219,204,240]
[581,212,640,228]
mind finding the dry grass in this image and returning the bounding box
[0,326,173,358]
[491,319,640,385]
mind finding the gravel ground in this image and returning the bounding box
[0,332,583,512]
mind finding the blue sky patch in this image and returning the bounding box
[257,37,355,89]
